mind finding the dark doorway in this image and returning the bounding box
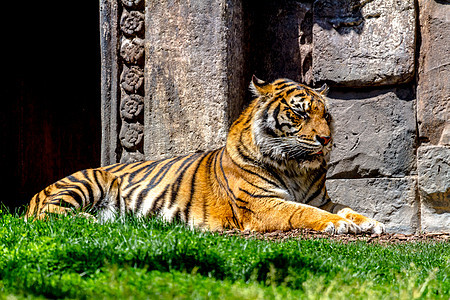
[2,3,101,211]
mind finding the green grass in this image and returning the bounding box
[0,209,448,299]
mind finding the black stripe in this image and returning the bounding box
[43,186,51,197]
[151,188,168,216]
[127,161,161,182]
[305,187,324,204]
[266,94,285,107]
[155,189,168,214]
[238,187,277,199]
[227,149,280,187]
[100,163,119,172]
[54,182,68,189]
[58,184,87,206]
[133,155,197,213]
[274,79,292,86]
[219,150,255,212]
[103,163,129,173]
[147,156,187,187]
[263,125,278,138]
[287,210,296,230]
[276,82,296,90]
[273,104,283,131]
[92,171,105,203]
[184,153,211,222]
[184,150,217,222]
[214,149,242,229]
[111,161,144,173]
[219,149,239,201]
[319,191,327,206]
[304,170,326,204]
[236,143,258,166]
[264,165,288,191]
[168,153,204,208]
[227,201,241,229]
[137,156,187,201]
[280,98,289,106]
[273,104,295,131]
[136,159,173,183]
[284,87,300,97]
[318,198,332,210]
[261,109,278,138]
[242,178,273,193]
[47,189,83,207]
[129,184,146,213]
[68,172,95,205]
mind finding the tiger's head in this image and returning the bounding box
[249,76,332,171]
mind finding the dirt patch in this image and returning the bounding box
[217,229,450,245]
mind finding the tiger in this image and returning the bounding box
[25,76,385,234]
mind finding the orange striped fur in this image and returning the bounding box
[25,77,385,234]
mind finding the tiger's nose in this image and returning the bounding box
[316,135,331,146]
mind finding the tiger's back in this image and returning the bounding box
[26,76,385,234]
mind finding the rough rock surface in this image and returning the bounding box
[417,0,450,145]
[144,0,245,160]
[418,145,450,233]
[312,0,416,87]
[326,87,416,179]
[326,177,419,234]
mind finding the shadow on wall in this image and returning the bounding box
[313,0,371,34]
[243,0,371,86]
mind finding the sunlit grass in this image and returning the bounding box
[0,209,448,299]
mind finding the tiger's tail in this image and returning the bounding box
[24,169,124,222]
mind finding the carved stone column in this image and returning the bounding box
[100,0,246,164]
[118,1,145,163]
[100,0,145,165]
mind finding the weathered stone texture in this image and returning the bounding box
[313,0,416,87]
[440,124,450,146]
[417,0,450,145]
[418,145,450,233]
[144,0,245,160]
[326,177,419,234]
[326,87,417,179]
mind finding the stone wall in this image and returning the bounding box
[100,0,449,233]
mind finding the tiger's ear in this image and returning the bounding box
[315,83,329,96]
[250,75,274,97]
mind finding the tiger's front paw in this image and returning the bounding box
[321,217,361,235]
[337,208,385,234]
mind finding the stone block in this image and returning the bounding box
[326,87,416,179]
[144,0,245,160]
[418,145,450,233]
[440,123,450,146]
[312,0,415,87]
[326,177,419,234]
[417,0,450,145]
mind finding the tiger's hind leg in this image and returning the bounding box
[95,170,125,223]
[25,169,125,222]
